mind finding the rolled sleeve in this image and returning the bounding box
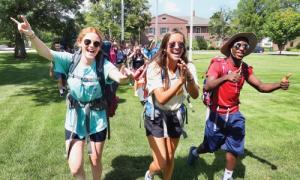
[51,50,73,75]
[146,62,163,95]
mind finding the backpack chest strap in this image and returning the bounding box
[67,94,107,111]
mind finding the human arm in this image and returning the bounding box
[204,63,241,91]
[107,65,131,85]
[153,77,186,105]
[247,73,289,92]
[11,15,52,61]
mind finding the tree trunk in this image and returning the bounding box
[14,32,27,59]
[277,43,285,55]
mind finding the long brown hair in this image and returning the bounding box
[151,29,188,89]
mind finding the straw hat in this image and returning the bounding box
[220,32,257,57]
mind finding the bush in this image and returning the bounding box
[296,42,300,49]
[208,46,216,50]
[191,37,208,50]
[286,47,291,51]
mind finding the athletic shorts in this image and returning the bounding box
[65,128,107,142]
[202,111,245,155]
[144,103,185,138]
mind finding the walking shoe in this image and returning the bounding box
[144,170,153,180]
[221,176,234,180]
[187,146,199,166]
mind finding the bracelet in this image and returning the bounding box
[25,31,36,40]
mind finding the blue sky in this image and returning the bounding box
[148,0,239,19]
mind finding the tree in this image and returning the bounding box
[234,0,299,40]
[264,8,300,53]
[0,0,83,58]
[84,0,151,43]
[208,8,233,44]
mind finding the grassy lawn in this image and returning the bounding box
[0,52,299,180]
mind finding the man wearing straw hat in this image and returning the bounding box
[187,32,290,180]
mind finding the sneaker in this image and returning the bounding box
[187,146,199,166]
[144,170,153,180]
[221,176,234,180]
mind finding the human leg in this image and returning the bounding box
[163,137,180,180]
[89,129,107,180]
[146,136,168,178]
[188,111,225,165]
[66,140,86,180]
[89,141,105,180]
[221,111,245,179]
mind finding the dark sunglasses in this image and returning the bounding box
[168,41,185,49]
[83,39,101,48]
[233,42,250,50]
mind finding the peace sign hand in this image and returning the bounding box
[10,15,34,36]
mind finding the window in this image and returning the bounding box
[160,27,169,34]
[162,17,167,21]
[201,27,208,33]
[148,28,155,35]
[195,27,201,33]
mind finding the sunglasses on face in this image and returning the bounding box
[168,41,185,49]
[83,39,101,48]
[233,42,250,50]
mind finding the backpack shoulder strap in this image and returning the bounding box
[208,57,227,76]
[95,51,106,95]
[68,50,82,75]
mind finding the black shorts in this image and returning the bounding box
[65,128,107,142]
[144,108,184,138]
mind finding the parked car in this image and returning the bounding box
[254,45,264,53]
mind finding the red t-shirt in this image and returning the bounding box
[207,57,253,114]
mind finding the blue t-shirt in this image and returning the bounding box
[51,50,116,138]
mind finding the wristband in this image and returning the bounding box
[25,31,36,40]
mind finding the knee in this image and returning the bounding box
[90,155,102,167]
[70,166,83,177]
[155,158,168,170]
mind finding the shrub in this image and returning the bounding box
[296,42,300,49]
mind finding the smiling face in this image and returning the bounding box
[166,33,185,64]
[230,37,249,60]
[76,27,103,61]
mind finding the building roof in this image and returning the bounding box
[150,14,188,24]
[180,16,209,26]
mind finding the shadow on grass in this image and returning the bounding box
[13,83,66,106]
[104,148,276,180]
[0,53,50,86]
[104,155,152,180]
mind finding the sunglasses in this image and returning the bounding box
[233,42,250,50]
[83,39,101,48]
[168,41,185,49]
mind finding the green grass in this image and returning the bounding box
[0,52,299,180]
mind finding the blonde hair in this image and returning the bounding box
[76,27,103,46]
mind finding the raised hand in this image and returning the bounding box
[280,73,291,90]
[177,58,187,83]
[10,15,34,36]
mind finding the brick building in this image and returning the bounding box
[144,13,210,43]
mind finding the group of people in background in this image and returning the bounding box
[12,15,290,180]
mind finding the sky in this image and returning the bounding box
[148,0,239,19]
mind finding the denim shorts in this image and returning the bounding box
[65,128,107,142]
[202,111,245,155]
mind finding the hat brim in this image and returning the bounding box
[220,32,258,57]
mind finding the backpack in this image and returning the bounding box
[202,57,227,107]
[68,48,118,139]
